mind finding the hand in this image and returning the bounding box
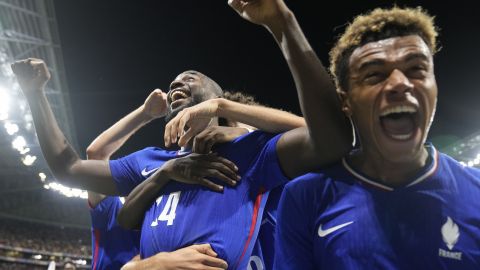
[142,89,168,119]
[164,99,220,147]
[162,153,240,192]
[121,244,228,270]
[11,58,51,94]
[192,126,249,154]
[228,0,290,27]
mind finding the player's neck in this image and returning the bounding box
[348,147,430,187]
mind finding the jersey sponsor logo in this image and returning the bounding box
[317,221,354,237]
[141,167,159,177]
[439,216,462,260]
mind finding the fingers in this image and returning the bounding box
[199,255,228,269]
[197,177,224,192]
[228,0,243,11]
[165,109,189,147]
[164,112,181,147]
[192,132,217,154]
[201,155,240,186]
[11,59,34,77]
[190,243,217,257]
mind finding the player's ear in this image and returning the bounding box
[337,89,352,117]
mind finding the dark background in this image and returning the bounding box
[53,1,480,158]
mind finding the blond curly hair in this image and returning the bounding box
[329,6,439,91]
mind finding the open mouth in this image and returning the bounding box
[168,88,191,110]
[379,105,419,141]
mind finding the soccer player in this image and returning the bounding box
[89,89,300,270]
[87,89,230,270]
[267,6,480,270]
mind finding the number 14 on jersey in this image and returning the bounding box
[151,191,181,226]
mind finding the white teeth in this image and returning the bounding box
[390,133,412,140]
[171,90,188,101]
[380,105,417,117]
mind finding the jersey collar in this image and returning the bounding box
[342,144,439,191]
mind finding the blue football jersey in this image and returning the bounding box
[248,186,283,270]
[90,196,141,270]
[109,131,288,269]
[275,145,480,270]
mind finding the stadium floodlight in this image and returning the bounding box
[39,172,47,182]
[75,259,87,265]
[24,113,33,123]
[20,147,30,154]
[32,255,42,260]
[12,136,26,152]
[47,181,88,199]
[4,122,19,135]
[0,86,9,120]
[22,154,37,166]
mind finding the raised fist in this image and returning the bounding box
[11,58,51,94]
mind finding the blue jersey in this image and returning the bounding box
[109,131,288,269]
[90,196,141,270]
[248,186,283,270]
[275,145,480,270]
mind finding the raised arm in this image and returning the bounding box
[229,0,352,177]
[87,89,168,206]
[164,97,305,148]
[11,58,117,195]
[87,89,167,160]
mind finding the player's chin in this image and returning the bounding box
[165,103,192,123]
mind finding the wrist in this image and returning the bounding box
[157,160,174,180]
[215,98,229,118]
[264,8,294,37]
[23,87,46,98]
[138,105,155,122]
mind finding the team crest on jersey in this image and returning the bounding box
[438,216,462,260]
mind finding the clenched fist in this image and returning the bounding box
[11,58,51,94]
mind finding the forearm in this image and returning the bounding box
[24,90,81,179]
[266,11,352,153]
[121,253,167,270]
[118,168,171,229]
[24,91,116,194]
[87,105,153,159]
[216,98,305,132]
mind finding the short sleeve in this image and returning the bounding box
[109,149,145,196]
[90,197,119,230]
[246,133,289,191]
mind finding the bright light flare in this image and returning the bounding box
[12,136,26,152]
[0,86,9,120]
[22,154,37,166]
[4,122,19,135]
[46,182,88,199]
[39,172,47,182]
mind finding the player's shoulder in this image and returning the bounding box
[215,130,280,159]
[437,151,480,181]
[230,130,278,147]
[128,146,181,159]
[284,161,348,197]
